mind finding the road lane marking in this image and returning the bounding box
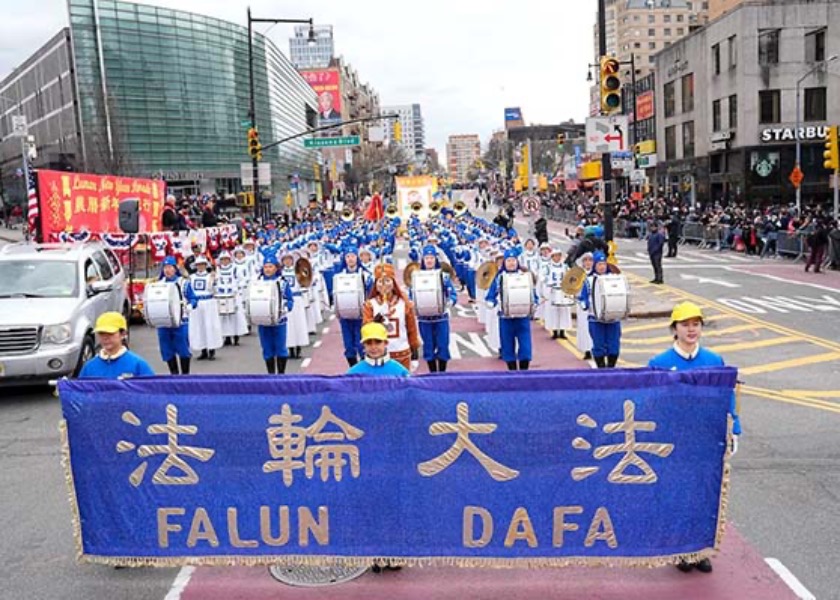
[621,314,735,333]
[622,324,759,346]
[618,336,799,355]
[765,558,816,600]
[783,390,840,399]
[722,266,840,293]
[742,385,840,413]
[164,566,195,600]
[739,352,840,376]
[322,327,330,334]
[313,340,322,349]
[301,358,312,369]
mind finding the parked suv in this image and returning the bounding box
[0,242,129,385]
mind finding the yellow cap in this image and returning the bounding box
[94,311,127,334]
[360,322,389,343]
[670,302,704,324]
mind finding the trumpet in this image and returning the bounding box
[385,203,399,218]
[341,208,355,222]
[453,199,467,217]
[429,201,441,217]
[410,201,423,215]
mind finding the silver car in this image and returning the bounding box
[0,242,129,385]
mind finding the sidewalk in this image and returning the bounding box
[0,227,26,243]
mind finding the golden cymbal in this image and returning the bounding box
[561,265,586,296]
[477,261,498,290]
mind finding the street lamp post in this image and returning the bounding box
[795,55,837,215]
[247,9,315,222]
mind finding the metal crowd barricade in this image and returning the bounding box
[680,222,705,246]
[776,232,805,260]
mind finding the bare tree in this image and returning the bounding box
[83,92,136,176]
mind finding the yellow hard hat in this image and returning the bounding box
[670,302,704,325]
[94,311,127,334]
[360,322,389,343]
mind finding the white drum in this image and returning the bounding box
[550,287,575,307]
[216,295,237,315]
[247,281,284,326]
[593,274,630,322]
[412,269,446,317]
[333,273,365,320]
[144,282,183,328]
[500,272,534,318]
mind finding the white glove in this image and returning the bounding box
[486,301,496,309]
[410,360,419,372]
[730,435,739,456]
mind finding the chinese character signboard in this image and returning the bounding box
[300,68,343,130]
[37,170,165,239]
[59,369,736,568]
[636,91,655,122]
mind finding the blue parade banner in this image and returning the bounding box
[59,368,736,568]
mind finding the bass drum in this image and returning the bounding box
[333,273,365,320]
[500,272,534,318]
[593,274,630,322]
[247,280,283,326]
[412,269,445,317]
[144,282,183,328]
[216,295,237,315]
[550,286,575,307]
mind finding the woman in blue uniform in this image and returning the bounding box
[579,251,621,369]
[335,245,373,367]
[157,256,195,375]
[649,301,742,574]
[257,256,295,374]
[414,245,458,373]
[80,312,155,378]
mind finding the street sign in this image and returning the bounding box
[240,119,251,128]
[630,169,646,184]
[240,163,271,187]
[585,115,629,153]
[522,196,540,214]
[11,115,27,137]
[789,166,804,189]
[611,150,634,172]
[303,136,360,148]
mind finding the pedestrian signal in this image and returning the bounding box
[824,125,839,171]
[600,56,622,115]
[248,127,262,161]
[393,121,402,142]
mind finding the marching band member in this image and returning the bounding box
[79,312,155,378]
[543,248,572,339]
[232,247,255,315]
[486,248,538,371]
[579,251,621,368]
[256,256,295,374]
[280,251,310,359]
[346,322,410,377]
[534,242,553,322]
[648,301,742,574]
[157,256,194,375]
[215,251,248,346]
[521,238,540,275]
[464,234,481,303]
[575,252,594,360]
[358,246,376,272]
[188,256,223,361]
[335,245,374,367]
[363,263,421,371]
[414,245,458,373]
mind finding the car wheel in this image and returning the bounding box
[122,300,132,323]
[74,334,96,377]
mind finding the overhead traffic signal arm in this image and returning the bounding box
[824,125,839,171]
[600,56,622,115]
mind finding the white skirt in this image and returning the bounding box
[220,293,249,337]
[544,304,573,332]
[534,281,547,321]
[575,304,593,352]
[486,311,500,351]
[189,299,224,350]
[286,295,310,348]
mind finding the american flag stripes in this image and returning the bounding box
[26,162,38,236]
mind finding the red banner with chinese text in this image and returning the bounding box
[37,170,166,240]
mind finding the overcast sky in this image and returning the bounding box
[0,0,593,156]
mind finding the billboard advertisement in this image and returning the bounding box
[37,170,165,239]
[301,69,342,130]
[636,91,655,121]
[504,107,523,122]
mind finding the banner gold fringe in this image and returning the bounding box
[60,417,733,571]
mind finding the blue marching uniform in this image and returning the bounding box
[485,251,538,371]
[335,252,373,367]
[157,272,196,370]
[256,270,295,374]
[412,248,458,372]
[578,253,622,368]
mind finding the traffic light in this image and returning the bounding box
[393,120,402,142]
[824,125,839,171]
[557,132,566,150]
[247,127,262,161]
[600,56,622,115]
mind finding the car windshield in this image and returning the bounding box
[0,260,79,298]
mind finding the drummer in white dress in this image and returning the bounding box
[188,256,224,360]
[542,248,573,340]
[215,251,248,347]
[280,250,310,359]
[534,242,552,322]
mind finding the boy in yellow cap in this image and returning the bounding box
[346,322,409,376]
[78,312,155,378]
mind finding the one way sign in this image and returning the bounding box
[585,115,629,154]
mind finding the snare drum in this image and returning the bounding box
[412,269,445,317]
[550,287,575,307]
[144,281,183,328]
[247,280,284,326]
[500,272,534,318]
[333,273,365,320]
[593,274,630,322]
[216,295,237,315]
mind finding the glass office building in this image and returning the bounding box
[67,0,319,196]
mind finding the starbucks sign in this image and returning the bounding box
[760,126,828,143]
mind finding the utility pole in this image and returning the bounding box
[598,0,614,242]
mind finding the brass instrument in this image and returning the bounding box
[477,261,498,290]
[341,208,355,222]
[607,263,622,275]
[295,257,313,288]
[561,266,586,296]
[410,201,423,215]
[453,199,467,217]
[385,203,399,218]
[403,262,420,288]
[429,201,442,217]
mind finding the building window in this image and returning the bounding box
[677,14,684,22]
[677,27,685,35]
[805,28,826,62]
[649,28,656,37]
[712,43,721,75]
[665,125,677,160]
[728,35,737,69]
[664,81,676,117]
[664,28,672,37]
[649,42,657,50]
[634,42,642,49]
[729,94,738,129]
[664,14,672,23]
[804,87,827,121]
[758,29,780,65]
[681,73,694,113]
[682,121,695,158]
[712,99,722,132]
[649,14,655,23]
[759,90,781,124]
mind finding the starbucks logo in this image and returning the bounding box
[754,159,773,178]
